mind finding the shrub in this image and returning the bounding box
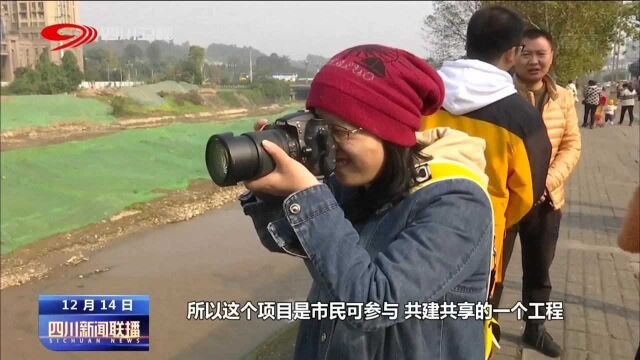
[110,96,129,117]
[250,79,290,102]
[171,90,203,106]
[8,52,83,94]
[216,92,242,107]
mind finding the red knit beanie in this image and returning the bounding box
[306,44,444,146]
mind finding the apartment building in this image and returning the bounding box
[1,1,83,82]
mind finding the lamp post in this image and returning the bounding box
[229,62,237,84]
[249,48,253,83]
[304,60,309,83]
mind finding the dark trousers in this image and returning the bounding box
[605,113,613,123]
[499,201,562,324]
[619,106,635,125]
[583,104,597,127]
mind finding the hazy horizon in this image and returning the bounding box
[79,1,435,60]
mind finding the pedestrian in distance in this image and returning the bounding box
[618,83,637,126]
[566,80,578,103]
[595,88,607,128]
[582,80,601,129]
[604,99,617,125]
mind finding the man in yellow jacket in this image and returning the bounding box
[421,6,552,314]
[511,28,582,358]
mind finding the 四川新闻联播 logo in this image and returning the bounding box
[40,23,98,51]
[38,295,149,351]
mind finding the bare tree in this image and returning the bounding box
[422,1,481,67]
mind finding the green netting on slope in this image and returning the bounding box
[119,81,199,106]
[0,106,302,255]
[0,95,115,131]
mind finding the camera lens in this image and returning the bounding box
[205,111,334,187]
[206,133,259,186]
[208,138,230,184]
[205,130,291,187]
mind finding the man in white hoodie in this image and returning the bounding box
[421,6,552,355]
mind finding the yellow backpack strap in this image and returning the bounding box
[411,160,489,194]
[411,160,498,360]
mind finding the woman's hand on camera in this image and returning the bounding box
[244,140,320,197]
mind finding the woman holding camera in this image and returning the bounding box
[240,45,494,360]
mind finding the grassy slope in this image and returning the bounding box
[0,95,114,131]
[0,106,302,255]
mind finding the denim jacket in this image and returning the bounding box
[241,128,494,360]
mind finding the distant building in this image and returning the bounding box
[272,73,298,82]
[1,1,83,82]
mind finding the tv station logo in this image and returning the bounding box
[40,23,98,51]
[38,295,149,351]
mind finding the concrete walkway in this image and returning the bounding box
[494,113,640,360]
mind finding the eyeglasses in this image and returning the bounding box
[328,124,364,142]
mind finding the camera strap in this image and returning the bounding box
[415,164,432,184]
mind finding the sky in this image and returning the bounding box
[79,1,435,60]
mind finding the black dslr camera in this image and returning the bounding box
[205,111,336,186]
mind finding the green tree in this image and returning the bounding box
[34,52,65,94]
[483,1,638,84]
[609,2,640,81]
[121,44,143,81]
[83,47,120,81]
[613,1,640,41]
[8,53,72,94]
[61,51,83,91]
[146,41,162,66]
[103,49,121,82]
[123,43,143,63]
[254,53,294,79]
[84,47,109,81]
[7,67,40,94]
[423,1,639,82]
[205,64,223,84]
[251,78,290,102]
[304,54,329,74]
[187,45,205,85]
[173,60,189,82]
[145,42,162,82]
